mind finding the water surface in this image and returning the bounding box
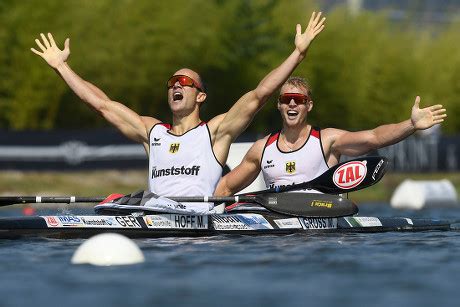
[1,204,459,307]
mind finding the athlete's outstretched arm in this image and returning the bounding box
[329,96,447,157]
[31,33,158,145]
[210,12,326,164]
[214,139,266,196]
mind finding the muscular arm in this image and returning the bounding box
[56,62,157,144]
[328,120,415,157]
[214,139,266,196]
[209,12,326,164]
[32,33,159,145]
[327,96,447,158]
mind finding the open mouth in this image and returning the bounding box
[287,110,298,118]
[173,91,183,101]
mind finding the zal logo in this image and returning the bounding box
[169,143,180,153]
[333,161,367,189]
[285,161,296,174]
[267,160,273,164]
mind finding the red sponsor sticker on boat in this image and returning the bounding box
[45,216,60,227]
[333,161,367,189]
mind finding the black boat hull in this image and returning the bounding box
[0,210,453,239]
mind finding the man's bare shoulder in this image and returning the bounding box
[244,135,271,161]
[321,127,348,141]
[207,113,226,134]
[141,116,162,130]
[254,135,271,147]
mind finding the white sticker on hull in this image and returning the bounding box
[144,214,208,229]
[345,216,382,227]
[300,218,337,230]
[43,215,142,228]
[212,214,273,230]
[274,218,302,229]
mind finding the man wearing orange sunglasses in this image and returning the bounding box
[215,76,447,197]
[31,13,326,214]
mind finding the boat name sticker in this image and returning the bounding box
[345,216,382,227]
[212,214,273,230]
[43,215,142,228]
[274,218,303,229]
[300,218,338,230]
[144,215,208,229]
[333,160,367,189]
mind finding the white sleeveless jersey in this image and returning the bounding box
[148,122,222,203]
[260,127,329,192]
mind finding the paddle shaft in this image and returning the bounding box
[0,195,258,206]
[0,156,387,206]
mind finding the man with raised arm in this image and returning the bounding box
[31,12,326,213]
[214,77,447,196]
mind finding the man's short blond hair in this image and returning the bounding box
[283,76,312,98]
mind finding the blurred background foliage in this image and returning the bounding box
[0,0,459,134]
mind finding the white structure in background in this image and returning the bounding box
[391,179,458,210]
[71,233,145,266]
[227,142,265,194]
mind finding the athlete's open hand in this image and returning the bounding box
[31,33,70,69]
[411,96,447,130]
[295,11,326,55]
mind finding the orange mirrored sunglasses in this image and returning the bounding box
[278,93,310,105]
[167,75,204,92]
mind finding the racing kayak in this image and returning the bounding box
[0,207,453,239]
[0,156,452,239]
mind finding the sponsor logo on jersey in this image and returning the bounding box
[151,137,161,147]
[333,161,367,189]
[285,161,296,174]
[151,165,201,178]
[268,182,296,190]
[264,160,275,169]
[169,143,180,153]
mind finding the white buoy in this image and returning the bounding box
[71,233,145,266]
[390,179,458,210]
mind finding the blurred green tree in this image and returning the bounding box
[0,0,458,134]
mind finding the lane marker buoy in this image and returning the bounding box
[71,233,145,266]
